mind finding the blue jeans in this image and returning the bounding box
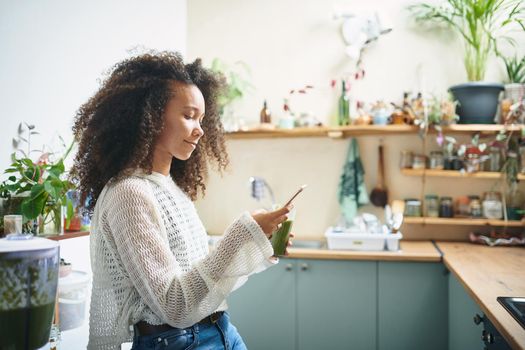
[131,312,247,350]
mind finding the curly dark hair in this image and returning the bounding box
[71,51,229,212]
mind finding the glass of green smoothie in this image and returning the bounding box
[271,208,295,256]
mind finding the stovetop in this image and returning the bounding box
[497,297,525,330]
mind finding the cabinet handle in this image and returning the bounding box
[300,263,309,271]
[473,314,483,325]
[481,330,494,344]
[285,263,293,271]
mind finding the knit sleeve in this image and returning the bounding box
[105,179,273,328]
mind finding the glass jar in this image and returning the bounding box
[439,197,454,218]
[482,191,503,219]
[404,199,422,217]
[424,195,439,217]
[412,155,427,170]
[468,195,482,218]
[455,196,470,217]
[429,151,444,170]
[487,146,501,172]
[506,181,524,220]
[520,143,525,174]
[400,150,414,169]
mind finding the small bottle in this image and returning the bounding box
[338,80,350,126]
[279,99,295,129]
[260,100,272,124]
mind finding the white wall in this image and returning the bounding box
[0,0,187,171]
[0,1,186,348]
[188,0,525,240]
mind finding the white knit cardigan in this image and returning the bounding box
[87,172,274,349]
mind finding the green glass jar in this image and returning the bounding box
[424,195,439,217]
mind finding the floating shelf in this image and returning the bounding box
[45,231,90,241]
[401,168,525,180]
[404,217,524,227]
[225,124,520,139]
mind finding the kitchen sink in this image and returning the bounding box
[497,297,525,329]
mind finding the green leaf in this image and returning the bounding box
[30,184,45,200]
[48,160,65,177]
[44,181,61,202]
[21,193,47,220]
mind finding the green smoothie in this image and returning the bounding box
[271,220,293,256]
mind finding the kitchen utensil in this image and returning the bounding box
[370,143,388,207]
[384,205,393,231]
[391,213,404,233]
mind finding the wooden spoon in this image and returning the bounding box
[370,143,388,207]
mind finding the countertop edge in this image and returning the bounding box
[438,243,525,350]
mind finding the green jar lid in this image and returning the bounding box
[425,194,438,199]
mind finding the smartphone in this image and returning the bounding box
[283,184,307,208]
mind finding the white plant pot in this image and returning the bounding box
[504,83,525,103]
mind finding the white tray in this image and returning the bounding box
[325,228,402,251]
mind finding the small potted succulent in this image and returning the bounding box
[501,54,525,103]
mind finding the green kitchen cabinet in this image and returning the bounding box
[378,262,448,350]
[227,258,377,350]
[448,272,483,350]
[296,259,377,350]
[227,259,296,350]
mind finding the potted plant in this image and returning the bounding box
[501,54,525,103]
[0,123,75,235]
[409,0,525,124]
[209,58,253,131]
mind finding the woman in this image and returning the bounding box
[72,52,292,350]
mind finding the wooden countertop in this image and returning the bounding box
[287,241,442,262]
[437,242,525,350]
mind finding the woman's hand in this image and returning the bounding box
[283,233,294,256]
[251,205,292,238]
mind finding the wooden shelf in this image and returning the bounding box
[225,124,521,139]
[401,168,525,180]
[404,217,524,227]
[45,231,90,241]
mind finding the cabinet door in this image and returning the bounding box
[448,272,483,350]
[296,259,377,350]
[378,262,448,350]
[226,258,296,350]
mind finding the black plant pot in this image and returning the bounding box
[449,82,504,124]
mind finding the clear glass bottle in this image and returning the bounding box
[482,191,503,219]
